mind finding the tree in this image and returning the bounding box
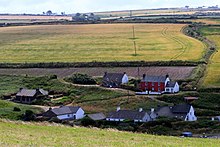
[46,10,53,15]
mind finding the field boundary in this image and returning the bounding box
[0,61,203,68]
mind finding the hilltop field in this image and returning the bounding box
[0,24,204,63]
[0,119,219,147]
[199,25,220,88]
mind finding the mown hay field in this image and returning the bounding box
[0,120,219,147]
[0,24,204,63]
[200,26,220,87]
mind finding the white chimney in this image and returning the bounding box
[139,108,143,112]
[151,108,155,113]
[117,106,121,111]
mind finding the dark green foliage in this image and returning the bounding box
[13,107,21,112]
[23,110,35,121]
[81,117,96,127]
[67,73,96,85]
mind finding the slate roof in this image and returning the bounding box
[103,73,124,82]
[102,72,125,87]
[143,76,167,82]
[156,104,191,119]
[172,104,191,113]
[107,110,146,120]
[88,113,106,121]
[166,81,177,88]
[16,88,48,97]
[51,106,81,116]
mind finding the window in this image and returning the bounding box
[158,82,160,86]
[152,87,155,91]
[152,83,154,86]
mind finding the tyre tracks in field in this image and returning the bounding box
[161,27,188,60]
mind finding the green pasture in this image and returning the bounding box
[0,120,219,147]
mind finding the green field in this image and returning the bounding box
[0,24,204,63]
[0,120,219,147]
[200,26,220,87]
[0,100,43,120]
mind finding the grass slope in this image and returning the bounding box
[0,120,219,147]
[0,100,43,120]
[0,24,204,63]
[200,26,220,87]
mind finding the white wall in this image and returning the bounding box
[122,74,129,84]
[185,106,197,121]
[165,77,170,86]
[57,114,73,120]
[165,82,179,93]
[57,108,85,120]
[75,108,85,119]
[173,82,179,93]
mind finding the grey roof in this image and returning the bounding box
[143,76,167,82]
[16,88,48,97]
[102,72,125,87]
[156,104,191,119]
[103,73,124,82]
[166,81,177,88]
[88,113,106,121]
[172,104,191,113]
[51,106,81,116]
[107,110,146,120]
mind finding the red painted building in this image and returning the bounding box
[139,74,170,94]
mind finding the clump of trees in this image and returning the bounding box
[67,73,97,85]
[72,13,100,22]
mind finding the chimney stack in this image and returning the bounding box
[139,108,143,112]
[117,106,121,111]
[151,108,155,113]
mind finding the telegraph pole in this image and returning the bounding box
[132,25,137,56]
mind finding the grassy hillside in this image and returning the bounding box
[0,75,168,114]
[0,120,219,147]
[200,26,220,87]
[0,24,204,63]
[0,100,43,120]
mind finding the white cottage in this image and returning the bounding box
[43,106,85,121]
[155,104,197,121]
[102,72,129,88]
[106,107,151,122]
[165,81,180,93]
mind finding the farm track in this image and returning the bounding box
[161,27,188,60]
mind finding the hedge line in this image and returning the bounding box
[0,61,203,68]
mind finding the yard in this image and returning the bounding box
[0,24,204,63]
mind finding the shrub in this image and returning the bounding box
[23,110,35,121]
[68,73,96,85]
[81,117,96,127]
[13,107,21,112]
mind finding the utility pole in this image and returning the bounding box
[132,25,137,56]
[130,10,132,17]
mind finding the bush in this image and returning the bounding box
[13,107,21,112]
[23,110,35,121]
[81,117,96,127]
[68,73,96,85]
